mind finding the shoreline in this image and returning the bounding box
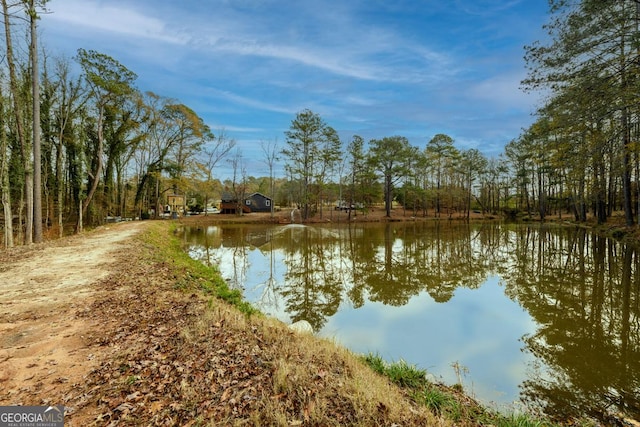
[177,207,640,246]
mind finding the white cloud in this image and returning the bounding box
[40,0,549,166]
[468,72,534,110]
[206,88,295,115]
[46,0,188,45]
[45,0,456,86]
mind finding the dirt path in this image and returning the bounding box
[0,221,146,406]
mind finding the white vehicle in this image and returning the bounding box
[335,201,363,211]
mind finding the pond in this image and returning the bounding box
[179,221,640,422]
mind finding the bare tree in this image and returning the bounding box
[228,149,247,215]
[52,58,86,236]
[202,128,235,214]
[260,138,278,218]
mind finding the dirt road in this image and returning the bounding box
[0,221,146,407]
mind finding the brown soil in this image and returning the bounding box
[0,222,145,410]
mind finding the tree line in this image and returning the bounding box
[283,1,640,225]
[281,109,501,221]
[0,1,237,247]
[3,0,640,247]
[520,0,640,226]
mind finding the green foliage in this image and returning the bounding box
[360,351,565,426]
[76,48,137,99]
[146,223,258,316]
[412,385,458,417]
[361,352,387,375]
[521,0,640,225]
[282,109,341,219]
[125,375,140,386]
[385,359,428,388]
[492,413,554,427]
[396,183,426,210]
[367,135,416,216]
[360,352,428,388]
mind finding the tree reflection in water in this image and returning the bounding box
[181,222,640,422]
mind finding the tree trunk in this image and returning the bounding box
[80,105,104,225]
[622,118,634,225]
[1,175,13,247]
[77,197,83,233]
[537,169,546,221]
[29,0,43,243]
[2,0,32,244]
[385,174,392,217]
[0,95,13,248]
[56,131,64,237]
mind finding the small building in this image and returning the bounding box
[220,192,250,214]
[166,194,184,218]
[220,192,273,214]
[244,192,272,213]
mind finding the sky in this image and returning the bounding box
[39,0,551,179]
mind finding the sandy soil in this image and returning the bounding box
[0,221,146,407]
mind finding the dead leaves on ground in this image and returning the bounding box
[67,261,269,425]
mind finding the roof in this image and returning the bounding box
[247,192,271,200]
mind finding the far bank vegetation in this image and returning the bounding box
[3,1,640,248]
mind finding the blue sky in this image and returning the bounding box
[40,0,550,179]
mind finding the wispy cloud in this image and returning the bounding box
[46,0,188,45]
[206,88,295,115]
[453,0,524,17]
[51,0,455,84]
[40,0,549,171]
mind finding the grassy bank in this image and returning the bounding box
[116,220,567,426]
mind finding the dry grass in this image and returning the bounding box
[180,298,443,426]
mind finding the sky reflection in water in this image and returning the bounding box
[187,224,536,408]
[320,275,536,408]
[183,222,640,421]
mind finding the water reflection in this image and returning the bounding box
[181,222,640,422]
[515,232,640,423]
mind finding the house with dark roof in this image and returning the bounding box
[219,191,273,214]
[220,192,246,214]
[244,192,273,213]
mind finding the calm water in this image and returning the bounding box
[180,222,640,422]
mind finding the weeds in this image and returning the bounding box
[125,375,139,386]
[144,222,257,315]
[360,353,429,388]
[451,360,469,389]
[412,384,457,416]
[360,352,566,427]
